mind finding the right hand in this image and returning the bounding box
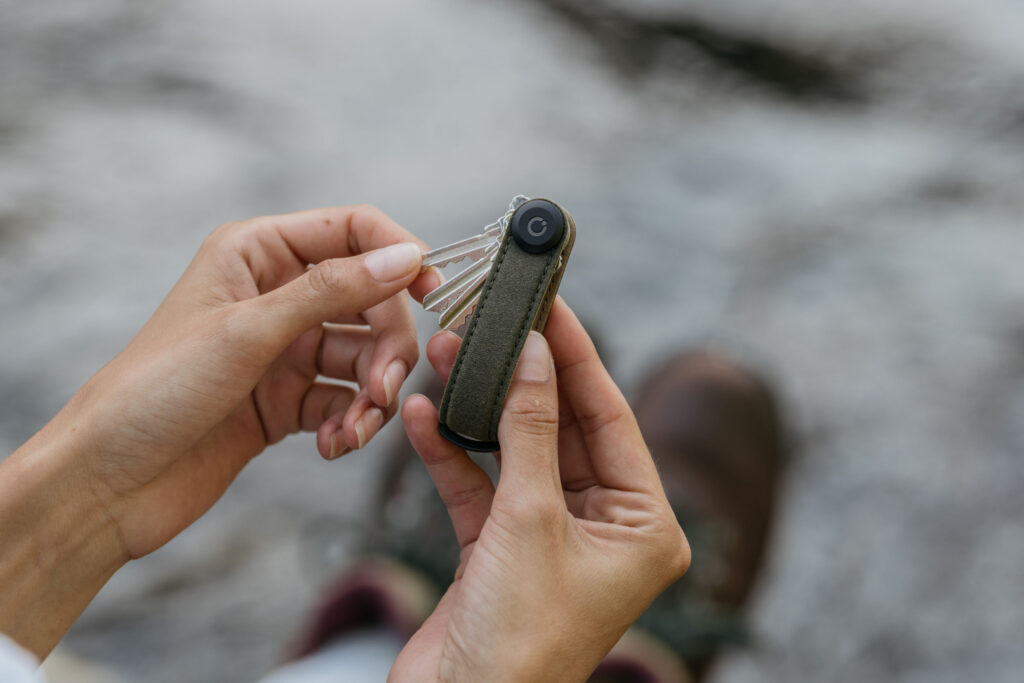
[0,204,438,658]
[392,298,691,682]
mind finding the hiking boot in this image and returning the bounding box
[631,350,787,680]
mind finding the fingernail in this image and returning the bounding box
[383,360,408,406]
[355,407,385,449]
[366,243,422,282]
[514,331,552,383]
[329,433,350,460]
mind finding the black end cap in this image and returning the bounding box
[439,422,500,452]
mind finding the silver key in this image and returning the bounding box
[423,255,494,312]
[421,195,531,331]
[420,228,501,271]
[420,194,530,272]
[439,270,489,330]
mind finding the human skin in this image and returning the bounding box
[0,209,689,679]
[0,205,438,658]
[391,300,691,682]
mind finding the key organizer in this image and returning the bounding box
[437,198,576,451]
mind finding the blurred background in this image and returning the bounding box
[3,0,1024,681]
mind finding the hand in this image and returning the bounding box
[0,205,436,656]
[81,204,438,555]
[391,299,691,682]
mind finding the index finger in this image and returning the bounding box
[257,204,440,302]
[545,297,662,493]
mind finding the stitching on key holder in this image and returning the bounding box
[444,230,560,441]
[442,234,510,424]
[486,248,557,438]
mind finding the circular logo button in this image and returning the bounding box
[511,200,565,254]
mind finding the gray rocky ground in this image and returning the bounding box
[2,1,1024,681]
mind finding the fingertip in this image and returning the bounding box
[544,296,577,340]
[364,349,413,409]
[316,425,330,459]
[340,394,370,450]
[409,267,443,303]
[406,392,441,425]
[355,407,385,449]
[401,394,438,443]
[329,431,351,459]
[316,423,350,461]
[512,331,553,384]
[402,392,436,419]
[404,395,471,466]
[544,296,600,372]
[382,359,409,407]
[426,331,461,381]
[496,334,561,493]
[364,243,423,284]
[427,329,462,351]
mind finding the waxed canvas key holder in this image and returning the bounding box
[437,199,576,451]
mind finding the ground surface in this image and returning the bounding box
[2,1,1024,681]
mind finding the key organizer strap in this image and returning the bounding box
[438,199,576,451]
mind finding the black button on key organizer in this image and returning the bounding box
[510,199,565,254]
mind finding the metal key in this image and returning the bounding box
[438,270,489,330]
[420,195,532,331]
[423,254,494,312]
[420,195,530,271]
[421,224,502,271]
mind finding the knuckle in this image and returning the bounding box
[381,325,420,366]
[352,342,374,381]
[205,219,264,260]
[503,393,558,436]
[442,483,487,512]
[578,406,631,437]
[398,330,421,366]
[347,204,385,242]
[668,527,692,579]
[351,203,383,219]
[501,493,562,530]
[402,341,421,370]
[653,519,691,581]
[203,220,240,249]
[308,259,346,296]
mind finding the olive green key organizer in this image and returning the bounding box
[420,197,576,451]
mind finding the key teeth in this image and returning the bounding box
[423,258,493,312]
[443,300,478,332]
[438,275,486,330]
[421,236,498,271]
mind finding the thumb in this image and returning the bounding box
[497,331,561,497]
[255,242,422,345]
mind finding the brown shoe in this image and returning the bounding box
[631,350,788,680]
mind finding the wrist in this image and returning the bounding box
[0,404,128,658]
[442,622,609,683]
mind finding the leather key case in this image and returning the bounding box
[438,198,576,451]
